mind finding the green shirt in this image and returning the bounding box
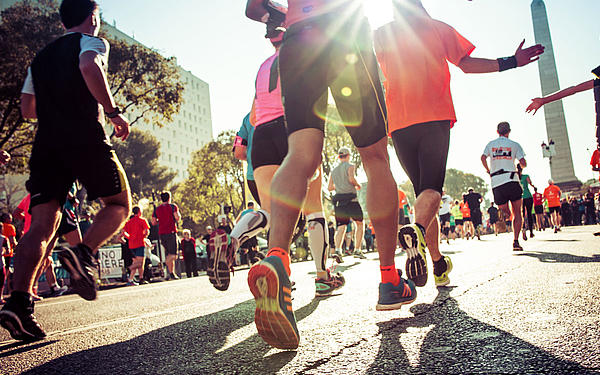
[520,174,532,199]
[451,205,462,220]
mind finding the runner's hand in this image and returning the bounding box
[0,150,10,165]
[515,39,545,67]
[111,114,130,141]
[526,98,544,115]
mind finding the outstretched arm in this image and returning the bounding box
[459,39,544,74]
[527,80,595,115]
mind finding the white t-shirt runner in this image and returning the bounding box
[21,33,109,95]
[439,194,452,215]
[482,136,525,189]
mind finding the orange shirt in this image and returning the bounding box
[2,223,16,257]
[543,185,562,208]
[460,202,471,218]
[398,189,407,208]
[374,16,474,134]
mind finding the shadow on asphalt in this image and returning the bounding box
[366,287,594,374]
[307,261,361,276]
[21,297,329,374]
[0,340,57,358]
[514,252,600,263]
[540,239,581,242]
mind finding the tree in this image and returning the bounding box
[443,168,489,202]
[112,129,176,196]
[0,1,184,172]
[174,130,245,232]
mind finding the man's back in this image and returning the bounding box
[483,137,525,188]
[464,192,482,211]
[544,185,561,207]
[154,203,177,234]
[331,161,355,195]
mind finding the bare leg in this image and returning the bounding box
[253,165,279,214]
[12,201,62,294]
[355,220,364,252]
[414,189,442,262]
[82,190,131,254]
[334,226,345,253]
[510,199,523,241]
[357,138,398,267]
[303,168,328,279]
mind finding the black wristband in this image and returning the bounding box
[497,56,518,72]
[105,107,121,118]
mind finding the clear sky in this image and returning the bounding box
[99,0,600,194]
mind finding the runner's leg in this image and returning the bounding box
[83,190,131,253]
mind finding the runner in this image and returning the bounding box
[481,122,527,251]
[451,200,464,239]
[460,200,473,240]
[152,191,181,280]
[246,0,416,349]
[122,206,150,285]
[532,187,545,231]
[373,0,543,288]
[517,164,536,240]
[544,180,562,233]
[234,113,261,205]
[464,188,483,240]
[439,191,452,244]
[329,147,366,260]
[487,203,500,236]
[0,0,132,342]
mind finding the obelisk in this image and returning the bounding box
[531,0,580,190]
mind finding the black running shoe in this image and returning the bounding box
[513,241,523,251]
[0,292,46,341]
[57,244,98,301]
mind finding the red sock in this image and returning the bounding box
[267,247,291,276]
[380,265,400,286]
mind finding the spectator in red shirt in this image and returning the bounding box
[152,191,181,280]
[1,214,17,300]
[123,206,150,285]
[591,146,600,181]
[179,229,198,278]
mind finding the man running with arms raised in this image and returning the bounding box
[0,0,131,341]
[481,122,527,251]
[374,0,543,288]
[246,0,415,349]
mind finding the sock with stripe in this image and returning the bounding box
[380,265,400,286]
[230,209,270,244]
[306,212,328,276]
[267,247,291,276]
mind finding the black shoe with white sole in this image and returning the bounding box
[0,292,46,341]
[57,244,98,301]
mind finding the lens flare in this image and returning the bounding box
[341,87,353,97]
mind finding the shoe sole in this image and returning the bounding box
[315,277,345,298]
[207,233,230,291]
[434,257,453,287]
[399,225,428,287]
[0,310,45,342]
[57,248,97,301]
[248,262,298,350]
[375,295,417,311]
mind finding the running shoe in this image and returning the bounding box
[530,231,535,238]
[376,271,417,311]
[126,281,139,286]
[315,270,345,297]
[513,241,523,251]
[139,280,149,285]
[0,292,46,341]
[353,251,366,259]
[57,244,98,301]
[399,224,428,287]
[248,256,299,350]
[207,230,231,291]
[31,294,43,302]
[523,230,528,241]
[48,285,69,297]
[332,252,343,264]
[433,256,453,287]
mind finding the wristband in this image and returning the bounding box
[105,107,121,118]
[234,135,247,147]
[497,56,518,72]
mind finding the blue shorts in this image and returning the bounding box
[131,246,145,258]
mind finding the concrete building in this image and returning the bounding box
[0,0,213,182]
[531,0,580,191]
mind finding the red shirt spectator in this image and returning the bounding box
[15,194,32,234]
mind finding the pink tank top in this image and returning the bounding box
[254,51,284,126]
[287,0,351,26]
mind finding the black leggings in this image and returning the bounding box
[522,197,534,231]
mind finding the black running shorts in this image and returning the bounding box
[333,194,364,227]
[160,233,178,256]
[57,211,79,236]
[247,179,261,206]
[440,213,451,226]
[251,117,288,169]
[391,121,451,196]
[492,182,523,206]
[28,144,129,209]
[470,209,482,227]
[548,206,560,214]
[279,12,387,148]
[455,219,464,226]
[534,205,544,214]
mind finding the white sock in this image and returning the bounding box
[230,209,270,245]
[307,212,328,275]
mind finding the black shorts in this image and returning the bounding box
[391,121,451,196]
[492,182,523,206]
[470,209,482,227]
[279,12,387,148]
[534,205,544,214]
[57,210,79,236]
[334,197,364,227]
[251,117,288,169]
[398,210,407,225]
[160,233,178,255]
[440,213,451,226]
[455,219,464,226]
[28,144,129,209]
[489,217,498,225]
[247,179,261,206]
[549,206,560,214]
[463,217,472,222]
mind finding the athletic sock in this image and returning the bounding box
[433,257,447,277]
[415,222,426,236]
[380,265,400,286]
[267,247,291,276]
[306,212,328,275]
[230,209,270,244]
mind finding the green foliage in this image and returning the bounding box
[112,129,176,196]
[174,130,245,232]
[443,168,489,202]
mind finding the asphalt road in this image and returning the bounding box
[1,225,600,374]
